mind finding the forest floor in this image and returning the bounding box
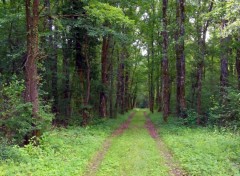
[0,109,240,176]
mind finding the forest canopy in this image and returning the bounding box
[0,0,239,144]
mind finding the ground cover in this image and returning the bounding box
[96,110,169,176]
[150,112,240,176]
[0,113,129,176]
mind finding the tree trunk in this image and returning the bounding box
[150,40,155,113]
[99,36,109,118]
[109,55,114,118]
[108,40,115,118]
[196,0,213,124]
[162,0,170,122]
[44,0,58,113]
[115,48,121,116]
[125,69,129,112]
[120,48,125,114]
[62,37,72,123]
[175,0,181,115]
[236,35,240,90]
[220,20,229,104]
[158,79,162,112]
[157,31,162,112]
[149,2,156,113]
[83,38,91,126]
[25,0,40,137]
[51,31,58,114]
[147,47,154,113]
[176,0,186,117]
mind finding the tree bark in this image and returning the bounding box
[175,0,181,115]
[125,69,130,112]
[176,0,186,117]
[83,37,91,126]
[147,47,154,113]
[220,20,229,104]
[162,0,170,122]
[120,48,125,114]
[236,35,240,90]
[44,0,58,113]
[115,48,121,116]
[25,0,40,137]
[99,36,110,118]
[62,37,72,123]
[108,39,115,118]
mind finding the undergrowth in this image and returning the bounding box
[0,113,130,176]
[150,112,240,176]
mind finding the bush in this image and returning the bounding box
[0,77,54,144]
[209,87,240,130]
[0,137,23,162]
[0,78,33,144]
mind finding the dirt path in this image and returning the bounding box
[84,110,186,176]
[83,112,135,176]
[95,111,170,175]
[144,112,187,176]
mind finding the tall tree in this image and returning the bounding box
[176,0,186,117]
[99,35,110,118]
[196,0,213,124]
[120,47,126,114]
[162,0,170,122]
[149,0,156,113]
[236,34,240,90]
[44,0,58,113]
[220,19,229,104]
[25,0,40,137]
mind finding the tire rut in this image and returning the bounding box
[144,112,187,176]
[83,112,135,176]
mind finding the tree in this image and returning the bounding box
[195,0,213,124]
[236,34,240,90]
[175,0,186,117]
[24,0,40,137]
[162,0,170,122]
[99,35,110,118]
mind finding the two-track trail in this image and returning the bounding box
[84,110,186,176]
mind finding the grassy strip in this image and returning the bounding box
[96,110,169,176]
[0,113,130,176]
[150,112,240,176]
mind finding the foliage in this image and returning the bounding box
[150,112,240,176]
[0,77,54,144]
[85,1,134,27]
[209,87,240,130]
[0,77,32,144]
[0,138,23,163]
[0,112,130,176]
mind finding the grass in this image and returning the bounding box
[96,111,169,176]
[2,110,238,176]
[150,112,240,176]
[0,113,129,176]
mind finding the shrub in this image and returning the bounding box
[209,87,240,130]
[0,78,33,144]
[0,77,54,144]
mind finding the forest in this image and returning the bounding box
[0,0,240,175]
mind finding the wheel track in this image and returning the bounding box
[83,112,135,176]
[144,112,187,176]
